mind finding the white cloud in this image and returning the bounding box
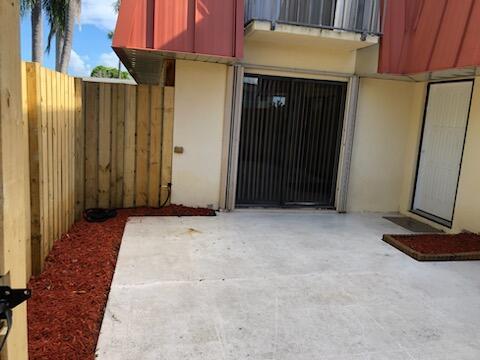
[69,50,92,76]
[99,51,127,71]
[80,0,118,31]
[99,51,120,68]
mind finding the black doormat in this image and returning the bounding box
[384,216,442,233]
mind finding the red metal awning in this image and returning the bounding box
[379,0,480,75]
[113,0,244,84]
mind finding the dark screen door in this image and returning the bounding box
[236,75,347,208]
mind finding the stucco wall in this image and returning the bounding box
[170,43,479,233]
[171,60,228,209]
[244,39,357,75]
[348,78,422,213]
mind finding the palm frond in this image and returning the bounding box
[20,0,38,17]
[113,0,121,14]
[43,0,68,53]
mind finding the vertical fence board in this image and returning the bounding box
[60,73,67,234]
[110,85,118,206]
[55,71,60,241]
[54,72,61,240]
[115,85,126,208]
[98,84,112,208]
[21,63,32,279]
[63,74,68,232]
[65,75,71,228]
[21,63,33,280]
[123,85,137,207]
[26,63,42,274]
[69,77,75,226]
[46,70,54,250]
[39,68,49,266]
[74,79,84,219]
[161,87,175,206]
[85,82,99,209]
[148,86,163,207]
[58,73,63,235]
[135,85,150,207]
[65,75,70,226]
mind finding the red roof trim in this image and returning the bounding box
[113,0,244,61]
[380,0,480,75]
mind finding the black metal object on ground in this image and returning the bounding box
[83,208,118,223]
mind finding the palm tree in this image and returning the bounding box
[44,0,81,73]
[21,0,43,64]
[44,0,67,70]
[58,0,81,73]
[22,0,81,72]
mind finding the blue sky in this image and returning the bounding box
[21,0,123,77]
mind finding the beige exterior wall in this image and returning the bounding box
[171,34,480,234]
[351,76,480,234]
[398,83,430,221]
[171,60,228,209]
[347,78,424,213]
[244,39,357,75]
[0,1,30,359]
[453,78,480,233]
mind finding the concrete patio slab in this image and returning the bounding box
[96,211,480,360]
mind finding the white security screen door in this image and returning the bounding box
[413,81,473,224]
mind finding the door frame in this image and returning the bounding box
[410,79,475,228]
[222,64,356,211]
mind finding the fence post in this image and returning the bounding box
[0,1,30,356]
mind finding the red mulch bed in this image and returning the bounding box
[383,233,480,261]
[27,205,215,360]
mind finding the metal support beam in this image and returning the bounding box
[225,65,245,211]
[219,67,235,210]
[240,62,353,80]
[337,75,360,213]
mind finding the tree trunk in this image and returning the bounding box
[58,1,77,73]
[31,0,43,64]
[55,35,64,72]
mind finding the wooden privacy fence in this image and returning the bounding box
[22,63,175,275]
[77,81,174,214]
[23,62,77,275]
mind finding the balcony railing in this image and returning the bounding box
[245,0,385,37]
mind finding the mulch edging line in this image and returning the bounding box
[383,234,480,262]
[27,205,215,360]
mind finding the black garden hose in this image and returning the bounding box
[83,208,118,223]
[83,184,172,223]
